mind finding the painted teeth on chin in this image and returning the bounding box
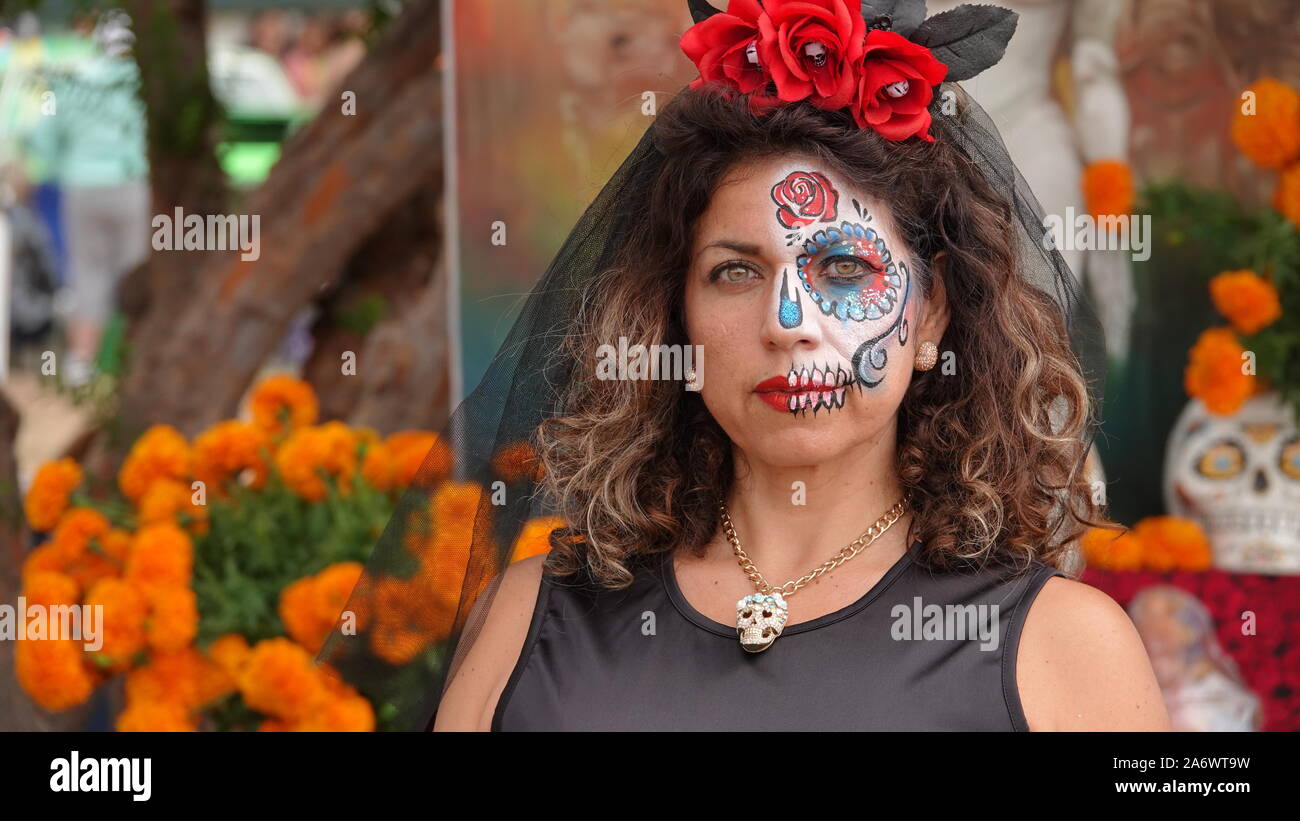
[788,393,797,412]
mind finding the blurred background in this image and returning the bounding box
[0,0,1297,732]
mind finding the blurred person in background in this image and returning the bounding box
[283,13,365,109]
[26,9,149,388]
[2,164,58,352]
[249,9,292,63]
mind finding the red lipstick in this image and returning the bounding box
[752,365,852,413]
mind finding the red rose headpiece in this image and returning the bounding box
[680,0,1018,142]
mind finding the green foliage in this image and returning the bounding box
[192,460,394,646]
[1140,179,1300,422]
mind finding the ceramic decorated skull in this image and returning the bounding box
[736,591,789,653]
[1163,393,1300,574]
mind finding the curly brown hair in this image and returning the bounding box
[535,83,1099,588]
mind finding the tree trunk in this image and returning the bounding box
[302,179,448,431]
[120,0,229,326]
[115,0,446,440]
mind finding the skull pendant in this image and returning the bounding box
[736,592,789,653]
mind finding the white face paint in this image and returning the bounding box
[683,153,929,468]
[1164,393,1300,574]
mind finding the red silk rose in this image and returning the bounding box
[679,0,782,114]
[851,29,949,141]
[680,0,765,93]
[757,0,866,110]
[771,170,839,228]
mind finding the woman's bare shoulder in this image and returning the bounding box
[1015,574,1171,732]
[431,554,548,732]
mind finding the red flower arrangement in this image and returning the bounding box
[1083,566,1300,731]
[680,0,990,142]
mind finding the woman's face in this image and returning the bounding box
[683,153,948,468]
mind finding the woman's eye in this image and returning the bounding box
[712,263,758,284]
[820,255,872,280]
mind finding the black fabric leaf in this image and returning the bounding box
[859,0,927,37]
[688,0,725,24]
[911,4,1018,82]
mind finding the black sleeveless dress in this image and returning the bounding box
[493,540,1064,731]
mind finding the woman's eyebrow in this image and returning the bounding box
[695,239,764,259]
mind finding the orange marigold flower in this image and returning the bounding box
[279,562,363,654]
[15,638,96,711]
[238,637,328,720]
[360,439,394,491]
[125,522,194,598]
[287,665,374,731]
[67,527,131,592]
[118,425,192,503]
[116,700,197,732]
[368,576,441,665]
[193,420,271,495]
[385,431,452,487]
[207,633,251,679]
[510,516,566,562]
[1275,160,1300,231]
[1133,516,1213,572]
[492,441,545,484]
[126,647,230,711]
[84,578,149,670]
[1184,327,1256,416]
[22,570,80,608]
[145,586,199,652]
[275,422,358,502]
[138,477,209,531]
[1081,524,1144,572]
[22,543,68,588]
[1081,159,1134,218]
[1231,77,1300,170]
[249,374,319,438]
[48,507,110,566]
[433,481,488,535]
[1209,270,1283,335]
[290,691,376,731]
[24,458,83,532]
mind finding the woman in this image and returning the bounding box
[323,0,1168,732]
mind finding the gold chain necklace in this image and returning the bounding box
[720,494,909,653]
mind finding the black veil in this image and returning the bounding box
[316,19,1107,734]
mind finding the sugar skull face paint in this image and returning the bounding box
[684,154,930,469]
[794,214,911,389]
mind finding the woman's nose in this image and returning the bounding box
[761,267,819,351]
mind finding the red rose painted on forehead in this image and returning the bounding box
[771,170,839,229]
